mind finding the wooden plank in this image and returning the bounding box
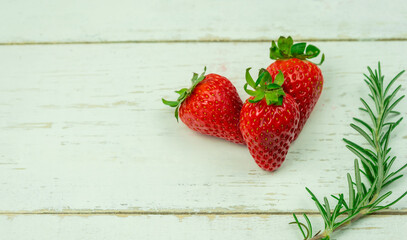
[1,0,406,43]
[0,41,406,212]
[1,214,406,239]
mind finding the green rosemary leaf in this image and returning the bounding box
[363,78,376,93]
[370,191,407,213]
[347,173,355,210]
[306,188,330,227]
[370,96,381,115]
[348,147,376,183]
[384,70,405,96]
[374,67,383,94]
[350,124,375,148]
[384,85,402,108]
[354,160,364,197]
[358,168,369,180]
[363,75,378,95]
[332,211,360,229]
[354,178,378,211]
[359,107,368,113]
[377,62,383,88]
[341,193,349,201]
[385,149,392,159]
[359,98,377,126]
[367,66,382,96]
[389,110,401,115]
[330,195,340,201]
[384,95,405,117]
[361,182,368,196]
[303,214,313,238]
[291,213,307,239]
[364,78,381,113]
[370,191,392,210]
[383,122,395,127]
[382,175,404,188]
[353,118,373,134]
[337,209,352,216]
[385,163,407,182]
[323,197,332,223]
[344,139,377,162]
[393,117,403,128]
[380,129,390,146]
[367,94,379,103]
[381,127,392,155]
[384,156,396,171]
[346,145,377,168]
[331,196,344,221]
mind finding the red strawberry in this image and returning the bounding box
[266,36,324,141]
[239,69,300,171]
[162,67,245,144]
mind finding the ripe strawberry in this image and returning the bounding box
[240,69,300,171]
[266,36,324,141]
[162,67,245,144]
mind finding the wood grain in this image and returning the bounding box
[1,0,406,43]
[0,41,406,213]
[1,214,407,240]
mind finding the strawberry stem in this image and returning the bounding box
[244,68,286,106]
[162,67,207,121]
[270,36,325,65]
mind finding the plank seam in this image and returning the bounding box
[0,38,407,46]
[0,210,406,216]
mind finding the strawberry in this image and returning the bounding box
[162,67,245,144]
[239,69,300,171]
[266,36,324,141]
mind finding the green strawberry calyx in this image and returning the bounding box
[162,67,207,122]
[270,36,325,65]
[244,68,286,106]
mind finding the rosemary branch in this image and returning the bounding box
[290,63,406,240]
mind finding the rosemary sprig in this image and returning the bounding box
[290,63,406,240]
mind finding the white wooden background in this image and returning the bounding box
[0,0,406,239]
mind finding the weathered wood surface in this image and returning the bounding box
[1,1,407,238]
[0,42,406,213]
[1,214,406,240]
[0,0,406,43]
